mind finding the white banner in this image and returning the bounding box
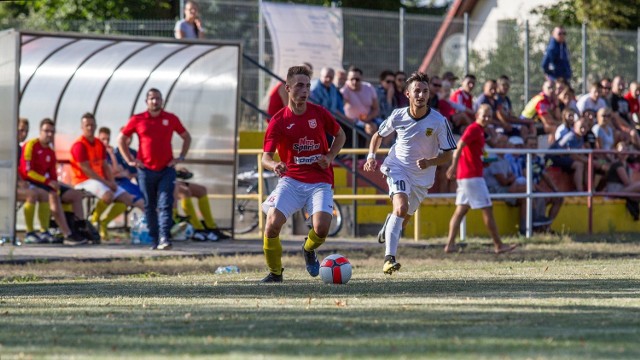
[262,2,343,82]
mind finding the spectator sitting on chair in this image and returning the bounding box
[623,81,640,122]
[341,66,381,148]
[19,118,87,245]
[577,82,607,115]
[449,74,477,122]
[496,75,535,137]
[97,127,144,211]
[606,142,640,220]
[393,71,409,108]
[557,87,579,114]
[310,67,345,116]
[174,177,230,241]
[16,118,49,245]
[376,70,398,120]
[70,113,137,241]
[555,108,577,142]
[546,118,589,192]
[521,80,561,141]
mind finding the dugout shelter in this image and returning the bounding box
[0,29,241,241]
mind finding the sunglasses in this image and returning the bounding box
[384,80,394,84]
[559,31,567,35]
[432,83,442,87]
[601,86,611,90]
[349,78,361,82]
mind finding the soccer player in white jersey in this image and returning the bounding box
[364,71,457,274]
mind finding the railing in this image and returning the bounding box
[225,147,640,240]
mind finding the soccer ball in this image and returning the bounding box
[319,254,352,284]
[172,223,194,241]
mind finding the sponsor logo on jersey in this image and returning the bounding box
[287,123,295,129]
[45,155,51,162]
[294,154,322,165]
[293,137,320,153]
[308,119,317,129]
[163,119,169,126]
[425,128,433,137]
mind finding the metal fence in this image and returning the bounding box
[3,0,639,130]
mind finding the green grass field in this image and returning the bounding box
[1,235,640,359]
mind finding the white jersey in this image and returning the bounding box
[379,107,457,188]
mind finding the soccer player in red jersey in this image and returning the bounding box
[445,104,517,254]
[118,88,191,250]
[19,118,87,245]
[260,65,346,283]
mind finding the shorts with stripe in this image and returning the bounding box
[384,166,430,216]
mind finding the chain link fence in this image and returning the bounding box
[3,0,639,130]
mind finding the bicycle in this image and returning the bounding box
[234,168,343,236]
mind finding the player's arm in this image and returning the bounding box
[322,127,346,166]
[363,131,384,172]
[262,152,286,177]
[446,140,465,180]
[117,133,143,168]
[169,130,192,167]
[418,150,453,169]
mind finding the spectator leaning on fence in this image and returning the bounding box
[175,0,205,39]
[541,26,572,81]
[310,67,344,116]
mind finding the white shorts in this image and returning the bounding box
[384,166,429,216]
[75,179,126,199]
[455,177,492,209]
[261,177,334,219]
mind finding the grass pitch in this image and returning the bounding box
[1,235,640,359]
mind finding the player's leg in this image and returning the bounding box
[302,183,334,277]
[138,168,160,248]
[260,177,303,282]
[189,182,229,240]
[18,186,42,243]
[156,167,177,250]
[383,192,408,274]
[446,179,472,253]
[479,206,516,253]
[471,177,516,254]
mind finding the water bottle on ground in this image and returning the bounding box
[214,265,240,274]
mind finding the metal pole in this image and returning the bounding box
[582,22,587,94]
[351,128,358,237]
[399,7,405,71]
[179,0,185,20]
[524,20,530,103]
[587,152,593,234]
[525,152,532,238]
[258,0,265,130]
[460,216,466,241]
[637,27,640,81]
[464,12,469,75]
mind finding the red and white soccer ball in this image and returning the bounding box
[319,254,352,284]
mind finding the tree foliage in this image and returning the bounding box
[531,0,640,30]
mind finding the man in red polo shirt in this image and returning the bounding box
[118,88,191,250]
[70,113,136,240]
[445,104,517,254]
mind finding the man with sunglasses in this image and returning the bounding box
[376,70,398,120]
[542,26,572,81]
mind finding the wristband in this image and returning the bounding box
[367,153,375,160]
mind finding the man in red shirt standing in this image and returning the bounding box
[445,104,517,254]
[70,113,136,240]
[260,65,346,283]
[118,88,192,250]
[19,118,87,245]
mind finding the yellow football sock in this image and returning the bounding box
[263,235,282,275]
[181,198,204,230]
[23,201,36,233]
[101,202,127,228]
[62,203,72,213]
[37,202,50,232]
[304,228,326,252]
[197,196,217,229]
[92,199,108,223]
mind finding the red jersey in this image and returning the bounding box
[263,103,341,186]
[19,138,57,186]
[267,83,285,118]
[69,136,107,185]
[450,88,473,111]
[457,122,485,179]
[624,91,639,114]
[121,110,186,171]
